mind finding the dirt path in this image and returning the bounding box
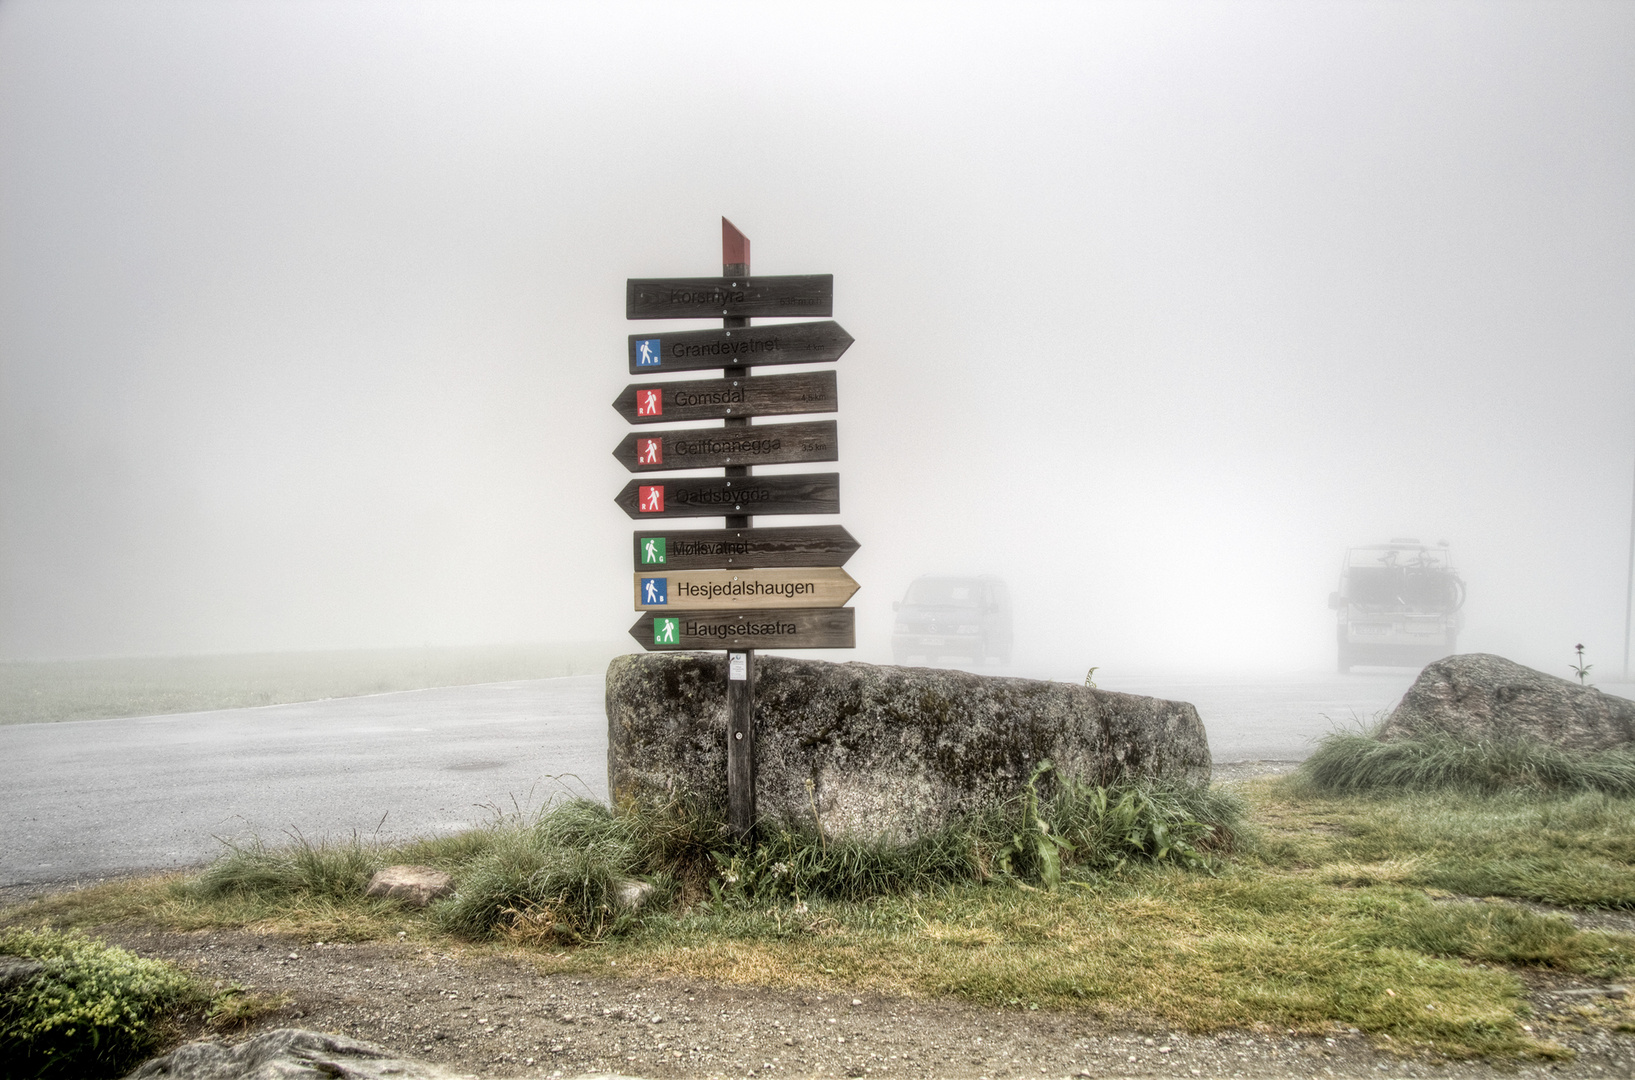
[87,925,1634,1080]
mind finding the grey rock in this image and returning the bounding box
[1379,653,1635,751]
[124,1028,467,1079]
[0,956,45,993]
[606,653,1210,839]
[364,865,453,907]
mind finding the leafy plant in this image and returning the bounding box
[1571,644,1593,686]
[0,928,203,1079]
[994,760,1072,887]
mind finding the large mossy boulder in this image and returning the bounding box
[1379,653,1635,751]
[606,653,1210,839]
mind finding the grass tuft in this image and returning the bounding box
[1297,730,1635,796]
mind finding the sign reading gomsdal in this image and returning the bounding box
[632,525,860,570]
[613,370,837,425]
[633,567,860,611]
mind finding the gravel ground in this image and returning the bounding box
[67,925,1631,1080]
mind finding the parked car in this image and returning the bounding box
[892,575,1013,666]
[1330,538,1465,672]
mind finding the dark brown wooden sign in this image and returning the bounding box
[612,420,837,473]
[614,473,839,519]
[626,321,853,374]
[632,525,860,570]
[626,275,832,320]
[629,606,855,650]
[613,370,836,425]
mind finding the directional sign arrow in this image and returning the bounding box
[633,567,860,611]
[630,607,855,650]
[626,321,853,374]
[613,370,837,425]
[632,525,860,570]
[626,275,832,320]
[614,474,839,519]
[613,420,837,473]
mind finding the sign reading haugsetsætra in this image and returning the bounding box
[613,370,837,425]
[626,275,833,320]
[631,525,860,570]
[629,606,856,650]
[626,321,852,374]
[613,473,839,519]
[633,567,860,611]
[612,420,838,472]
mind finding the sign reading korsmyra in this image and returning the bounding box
[613,473,839,519]
[626,275,833,320]
[629,606,856,650]
[632,525,860,570]
[627,321,853,374]
[612,420,837,473]
[633,567,860,611]
[613,371,837,425]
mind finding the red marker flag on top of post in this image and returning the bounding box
[723,217,750,271]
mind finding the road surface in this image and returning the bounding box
[5,670,1630,887]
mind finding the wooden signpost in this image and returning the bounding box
[616,219,858,841]
[633,567,860,610]
[612,420,838,472]
[631,525,860,569]
[625,321,854,374]
[612,370,837,425]
[613,473,839,519]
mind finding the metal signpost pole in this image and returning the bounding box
[721,218,756,842]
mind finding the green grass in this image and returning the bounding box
[0,643,625,725]
[1300,730,1635,796]
[7,776,1635,1061]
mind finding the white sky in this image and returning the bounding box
[2,0,1632,675]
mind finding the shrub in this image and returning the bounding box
[0,928,202,1079]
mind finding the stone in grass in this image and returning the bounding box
[1380,653,1635,752]
[606,653,1211,841]
[364,865,453,907]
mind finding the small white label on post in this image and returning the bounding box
[728,652,748,681]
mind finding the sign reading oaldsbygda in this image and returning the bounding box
[612,420,837,472]
[614,474,839,519]
[633,568,860,611]
[629,606,856,650]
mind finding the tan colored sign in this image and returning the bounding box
[633,567,860,611]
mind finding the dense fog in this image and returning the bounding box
[2,1,1632,678]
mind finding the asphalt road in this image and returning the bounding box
[5,669,1631,887]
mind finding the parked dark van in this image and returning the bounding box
[891,575,1013,666]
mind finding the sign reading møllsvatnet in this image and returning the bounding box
[629,606,856,650]
[614,473,839,519]
[626,275,833,320]
[613,370,837,424]
[627,321,853,374]
[633,567,860,611]
[612,420,838,472]
[632,525,860,570]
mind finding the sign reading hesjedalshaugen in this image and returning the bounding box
[632,525,860,570]
[614,474,839,519]
[628,606,856,650]
[626,321,852,374]
[626,275,832,320]
[613,370,837,425]
[612,420,837,472]
[633,567,860,611]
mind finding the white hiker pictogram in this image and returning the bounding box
[654,618,678,644]
[643,578,661,603]
[643,538,661,562]
[638,340,658,366]
[638,438,661,465]
[640,486,663,512]
[638,389,661,416]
